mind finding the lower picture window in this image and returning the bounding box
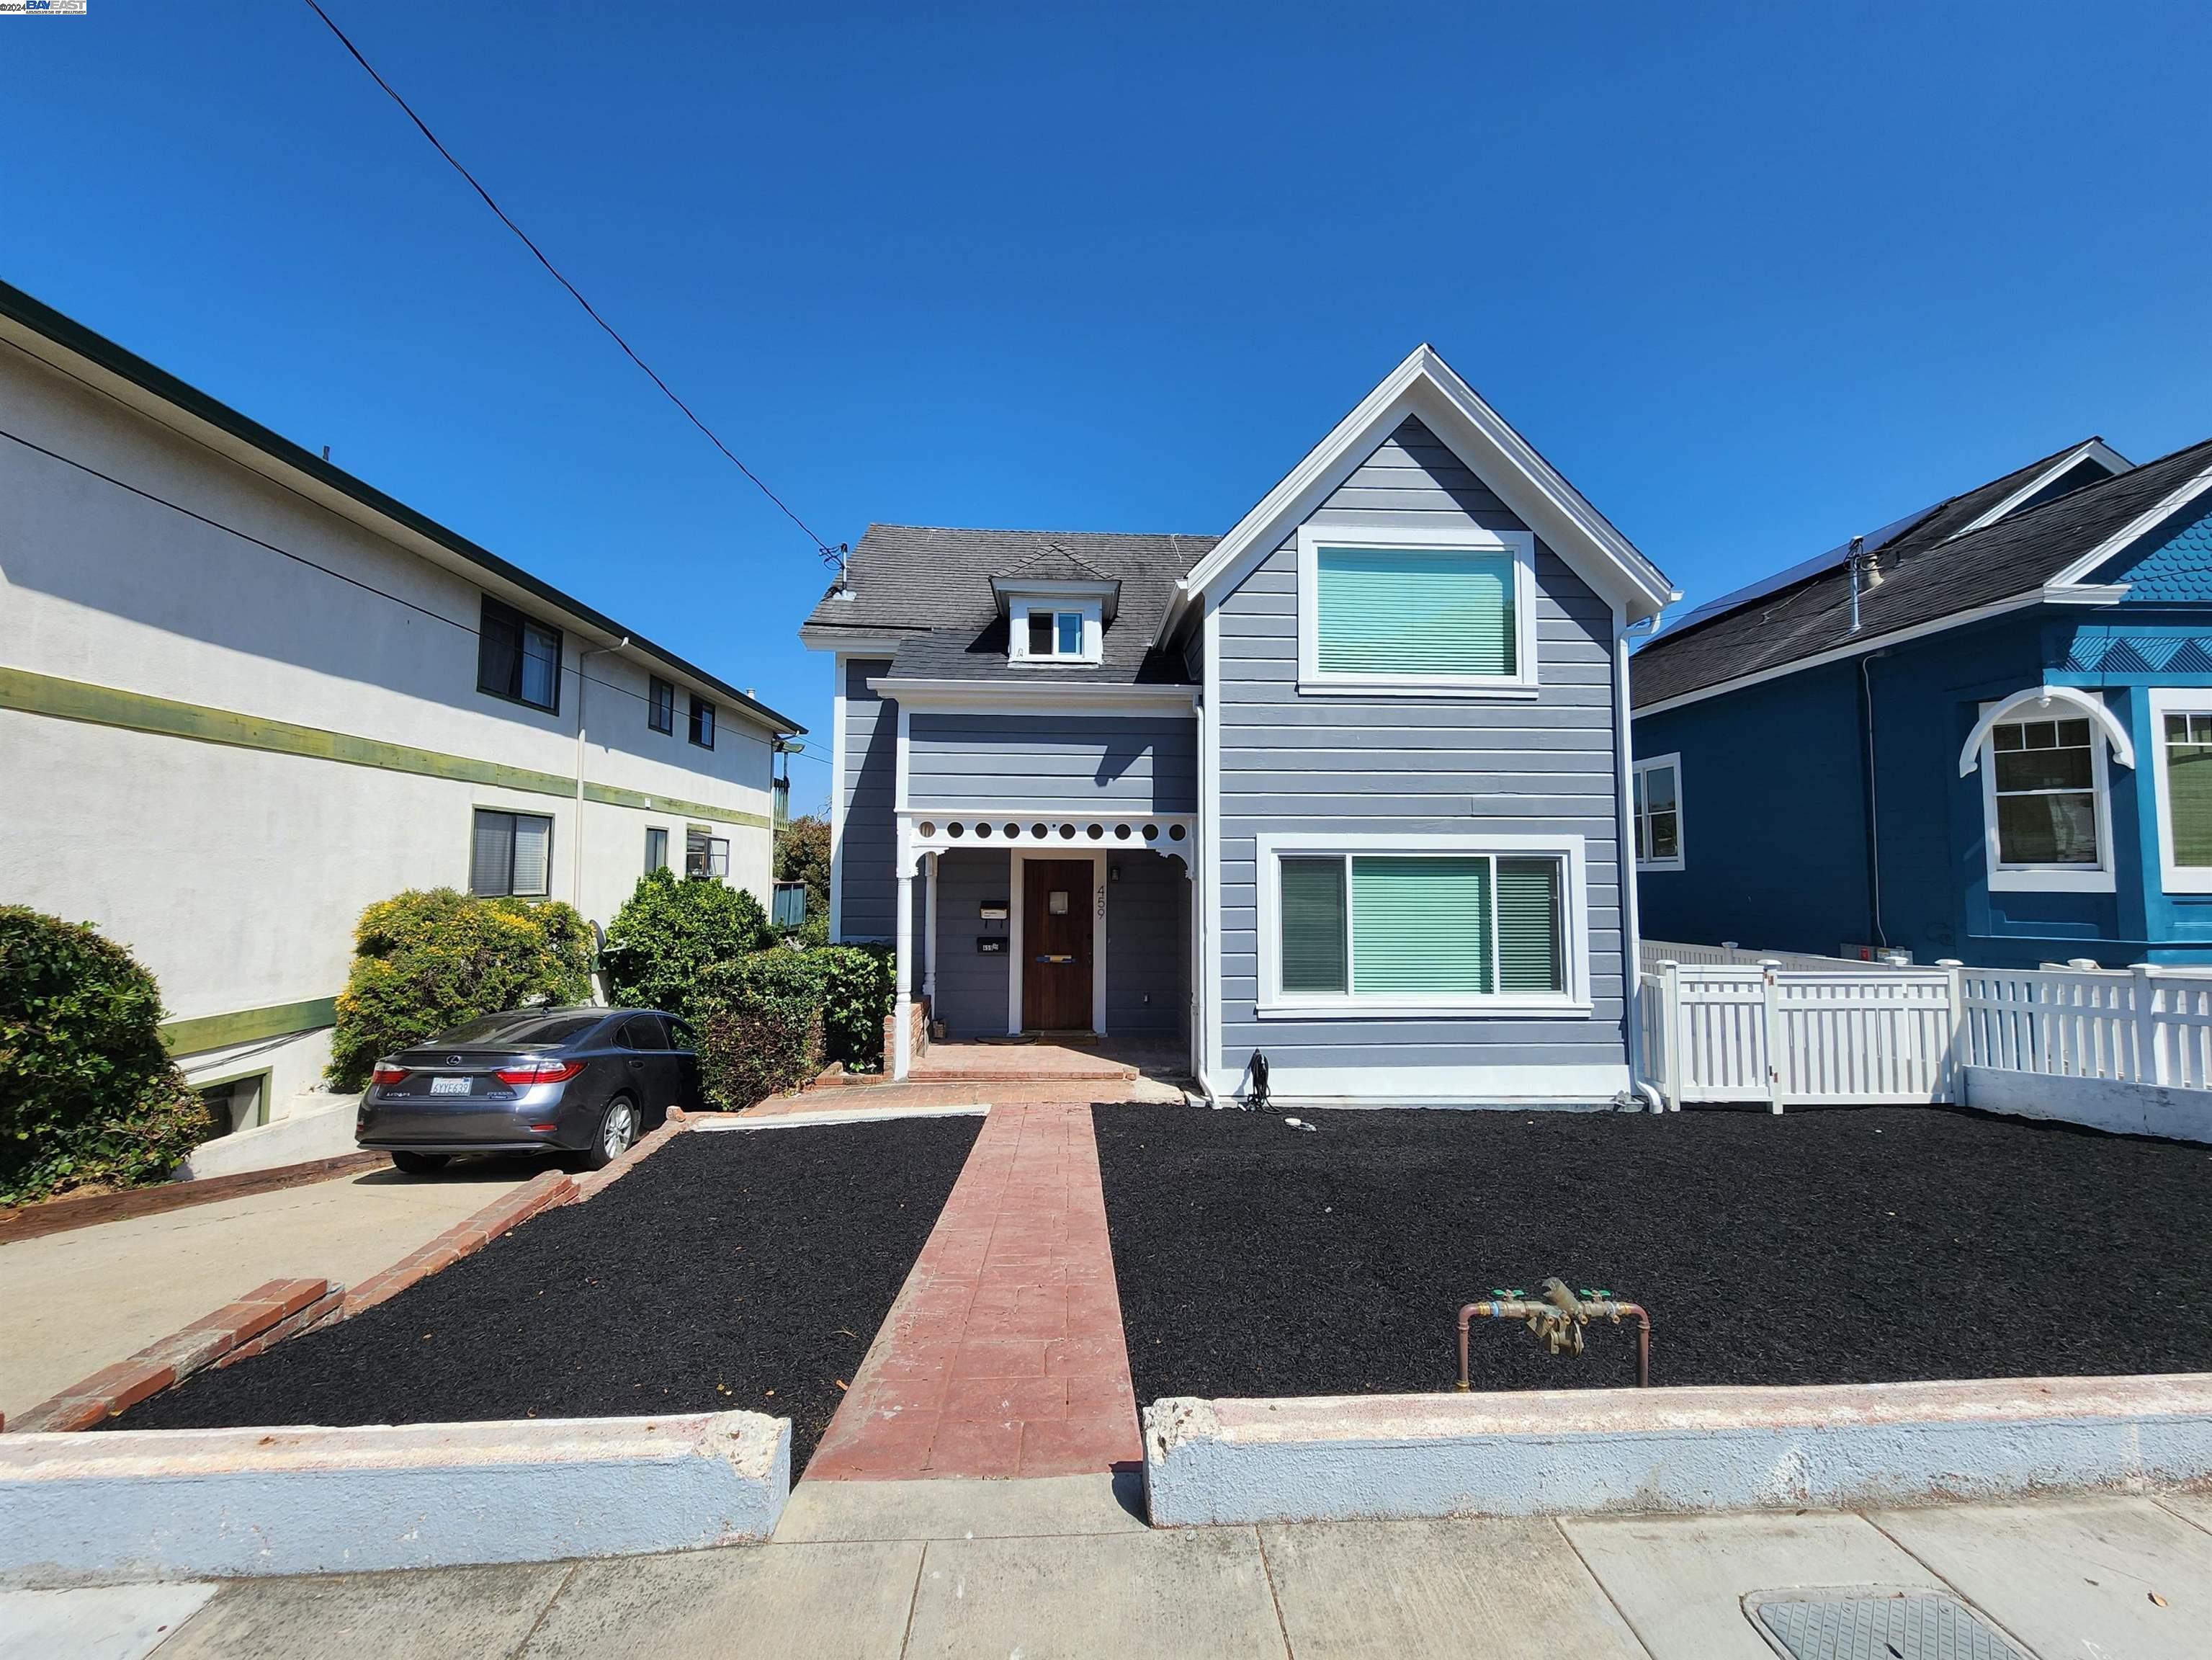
[1276,849,1565,1001]
[1990,717,2100,865]
[470,809,552,897]
[2163,710,2212,870]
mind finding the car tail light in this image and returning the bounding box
[370,1063,409,1087]
[494,1059,587,1086]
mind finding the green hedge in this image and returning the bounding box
[599,869,772,1022]
[818,944,895,1074]
[327,890,594,1090]
[0,907,212,1205]
[694,951,828,1108]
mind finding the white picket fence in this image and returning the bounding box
[1637,954,2212,1110]
[1639,938,1915,974]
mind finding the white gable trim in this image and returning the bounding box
[2043,461,2212,592]
[1953,439,2131,538]
[1156,344,1675,647]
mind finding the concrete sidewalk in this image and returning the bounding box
[22,1479,2211,1659]
[0,1161,539,1421]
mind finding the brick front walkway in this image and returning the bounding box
[807,1102,1144,1479]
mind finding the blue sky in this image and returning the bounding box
[7,1,2209,811]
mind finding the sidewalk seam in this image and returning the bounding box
[897,1538,931,1659]
[1250,1522,1299,1660]
[508,1559,581,1658]
[1551,1516,1660,1660]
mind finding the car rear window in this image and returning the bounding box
[431,1012,602,1048]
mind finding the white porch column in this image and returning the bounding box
[923,852,939,1009]
[893,865,915,1081]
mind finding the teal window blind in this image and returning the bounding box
[1276,850,1570,1001]
[1496,858,1564,993]
[1279,858,1348,993]
[1315,547,1516,677]
[1351,857,1492,994]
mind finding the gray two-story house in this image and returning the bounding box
[801,348,1676,1105]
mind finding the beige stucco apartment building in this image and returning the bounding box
[0,280,800,1159]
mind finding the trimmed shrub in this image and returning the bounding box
[694,950,828,1108]
[0,908,212,1205]
[327,890,593,1090]
[817,944,896,1073]
[599,868,773,1021]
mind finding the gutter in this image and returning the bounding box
[0,277,803,739]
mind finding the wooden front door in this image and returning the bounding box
[1022,859,1094,1031]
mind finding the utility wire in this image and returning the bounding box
[299,0,844,568]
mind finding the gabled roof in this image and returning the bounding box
[802,525,1213,684]
[1631,435,2212,712]
[0,278,802,736]
[1158,344,1675,646]
[995,543,1115,584]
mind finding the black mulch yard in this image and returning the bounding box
[1094,1103,2212,1402]
[112,1117,980,1471]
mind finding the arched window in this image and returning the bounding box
[1958,687,2131,893]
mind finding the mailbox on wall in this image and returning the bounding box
[978,900,1009,922]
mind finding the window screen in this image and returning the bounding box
[1315,547,1515,677]
[470,809,552,896]
[2166,711,2212,867]
[1279,858,1347,993]
[1991,718,2097,865]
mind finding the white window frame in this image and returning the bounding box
[1008,597,1103,665]
[1976,700,2115,894]
[2147,686,2212,894]
[1296,522,1539,699]
[1254,831,1590,1019]
[1632,752,1684,873]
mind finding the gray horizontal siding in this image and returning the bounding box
[1107,849,1187,1033]
[908,713,1196,813]
[837,657,898,941]
[1213,416,1628,1084]
[928,849,1010,1037]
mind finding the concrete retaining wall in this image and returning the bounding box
[0,1411,789,1584]
[178,1096,359,1182]
[1962,1066,2212,1144]
[1143,1375,2212,1526]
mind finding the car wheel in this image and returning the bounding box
[390,1151,450,1175]
[586,1097,640,1170]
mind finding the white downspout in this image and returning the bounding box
[1616,618,1665,1112]
[573,636,629,914]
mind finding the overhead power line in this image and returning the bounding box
[300,0,844,568]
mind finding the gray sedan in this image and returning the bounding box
[355,1007,699,1174]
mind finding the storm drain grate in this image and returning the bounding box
[1752,1593,2031,1660]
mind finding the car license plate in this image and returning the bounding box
[429,1076,471,1096]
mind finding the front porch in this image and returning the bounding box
[889,813,1197,1081]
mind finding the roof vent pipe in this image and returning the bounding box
[1846,535,1866,633]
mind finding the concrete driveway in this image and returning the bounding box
[0,1160,542,1422]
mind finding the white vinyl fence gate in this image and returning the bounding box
[1636,943,2212,1110]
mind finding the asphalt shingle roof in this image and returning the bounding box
[1631,437,2212,709]
[802,525,1217,684]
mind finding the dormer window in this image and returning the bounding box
[1028,609,1084,659]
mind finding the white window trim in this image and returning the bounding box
[1254,831,1591,1019]
[1008,597,1103,666]
[1295,522,1539,699]
[1976,699,2116,894]
[2147,686,2212,895]
[1633,752,1684,873]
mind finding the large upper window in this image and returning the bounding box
[477,597,561,713]
[1979,713,2112,892]
[648,676,675,734]
[1633,754,1683,871]
[1297,527,1536,696]
[689,695,716,749]
[470,809,552,898]
[2151,690,2212,894]
[1260,836,1585,1015]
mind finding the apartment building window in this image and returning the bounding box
[645,826,669,873]
[686,827,729,879]
[478,597,562,713]
[689,695,716,749]
[471,809,553,897]
[648,676,675,734]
